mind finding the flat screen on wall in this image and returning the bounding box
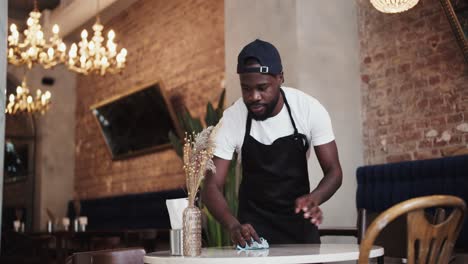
[91,82,181,160]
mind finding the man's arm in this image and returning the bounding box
[201,156,259,246]
[295,140,343,225]
[201,156,238,229]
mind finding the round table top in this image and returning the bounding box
[144,243,384,264]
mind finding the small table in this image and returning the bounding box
[144,244,384,264]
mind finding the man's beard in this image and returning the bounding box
[247,92,280,121]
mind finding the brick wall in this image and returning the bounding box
[358,0,468,165]
[74,0,224,199]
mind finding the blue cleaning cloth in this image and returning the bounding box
[236,237,269,250]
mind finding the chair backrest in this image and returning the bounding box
[70,247,145,264]
[356,154,468,251]
[359,195,466,264]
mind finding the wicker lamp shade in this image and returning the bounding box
[370,0,419,13]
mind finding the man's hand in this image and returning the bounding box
[295,194,323,226]
[229,223,260,247]
[293,140,342,227]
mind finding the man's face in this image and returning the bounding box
[239,68,283,121]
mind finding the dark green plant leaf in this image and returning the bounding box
[183,106,195,120]
[204,208,224,246]
[168,131,183,158]
[217,88,226,111]
[181,110,203,134]
[205,102,218,126]
[216,89,226,118]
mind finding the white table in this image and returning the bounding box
[144,244,384,264]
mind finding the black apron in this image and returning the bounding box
[238,88,320,244]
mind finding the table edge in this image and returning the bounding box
[144,244,384,264]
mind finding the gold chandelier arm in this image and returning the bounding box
[5,76,52,115]
[7,0,127,75]
[7,8,67,70]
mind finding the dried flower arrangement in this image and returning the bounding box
[183,125,218,206]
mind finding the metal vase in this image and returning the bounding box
[183,205,202,256]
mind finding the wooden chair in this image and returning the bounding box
[358,195,466,264]
[67,247,145,264]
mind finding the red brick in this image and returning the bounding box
[377,109,386,117]
[413,78,428,88]
[385,68,396,77]
[418,46,434,57]
[415,120,429,129]
[361,74,370,84]
[402,123,416,131]
[455,104,466,112]
[434,139,448,147]
[449,135,462,144]
[386,153,412,163]
[430,97,444,107]
[426,35,440,47]
[447,113,463,124]
[388,104,403,115]
[414,20,425,29]
[429,76,440,85]
[376,127,388,136]
[446,93,461,105]
[418,139,433,149]
[426,55,442,66]
[388,125,401,134]
[396,131,422,142]
[397,64,411,74]
[403,142,418,152]
[414,150,437,160]
[74,0,224,198]
[430,116,447,126]
[375,53,385,61]
[400,83,413,93]
[358,0,467,165]
[417,99,428,110]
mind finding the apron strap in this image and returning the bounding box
[281,88,309,151]
[280,88,298,135]
[243,88,309,151]
[244,112,253,142]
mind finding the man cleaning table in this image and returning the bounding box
[201,39,343,247]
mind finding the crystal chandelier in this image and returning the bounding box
[7,1,67,69]
[370,0,419,13]
[67,0,127,76]
[6,76,52,115]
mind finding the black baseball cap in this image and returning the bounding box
[237,39,283,75]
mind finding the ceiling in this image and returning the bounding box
[8,0,61,21]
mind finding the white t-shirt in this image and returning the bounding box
[214,87,335,160]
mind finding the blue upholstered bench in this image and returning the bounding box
[356,154,468,253]
[67,189,186,230]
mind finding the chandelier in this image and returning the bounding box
[7,1,67,69]
[6,76,52,115]
[67,3,127,76]
[370,0,419,13]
